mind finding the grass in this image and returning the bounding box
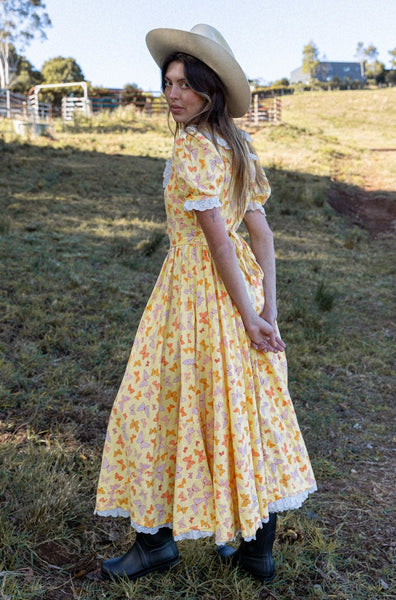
[0,89,395,599]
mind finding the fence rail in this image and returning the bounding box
[246,96,282,124]
[0,88,281,126]
[61,96,90,121]
[0,89,26,118]
[28,93,51,119]
[0,88,50,120]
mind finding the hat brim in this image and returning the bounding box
[146,28,251,118]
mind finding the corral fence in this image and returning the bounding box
[0,89,50,119]
[61,96,90,121]
[0,88,50,119]
[0,87,282,128]
[0,88,51,135]
[112,93,282,124]
[245,95,281,125]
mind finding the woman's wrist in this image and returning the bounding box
[262,304,277,324]
[241,309,260,331]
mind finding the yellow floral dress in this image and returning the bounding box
[95,127,316,544]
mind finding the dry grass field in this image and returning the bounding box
[0,88,395,599]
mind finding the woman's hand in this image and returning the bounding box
[245,313,285,353]
[260,304,278,329]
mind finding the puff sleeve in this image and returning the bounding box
[172,130,224,212]
[246,161,271,216]
[242,131,271,216]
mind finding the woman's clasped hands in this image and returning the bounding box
[246,312,286,354]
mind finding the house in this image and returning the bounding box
[290,61,365,84]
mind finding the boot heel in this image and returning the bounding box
[234,513,277,582]
[101,529,179,580]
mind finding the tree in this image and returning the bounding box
[365,60,385,83]
[301,41,320,81]
[40,56,85,104]
[355,41,365,62]
[385,69,396,85]
[354,42,385,82]
[388,47,396,69]
[364,44,379,62]
[12,51,42,92]
[0,0,50,88]
[121,82,145,108]
[41,55,84,84]
[272,77,290,87]
[386,48,396,85]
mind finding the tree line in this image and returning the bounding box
[0,0,145,107]
[1,0,395,105]
[302,40,396,86]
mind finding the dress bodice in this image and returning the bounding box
[163,127,270,247]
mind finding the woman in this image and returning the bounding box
[95,24,316,583]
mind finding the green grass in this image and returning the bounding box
[0,90,395,599]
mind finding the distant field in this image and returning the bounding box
[0,89,395,599]
[252,88,396,191]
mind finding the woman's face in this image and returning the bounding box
[163,61,205,124]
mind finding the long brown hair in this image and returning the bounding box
[161,52,267,220]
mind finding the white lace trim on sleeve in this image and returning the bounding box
[213,135,230,149]
[163,158,172,189]
[184,197,222,211]
[246,201,266,215]
[240,129,252,142]
[201,129,230,150]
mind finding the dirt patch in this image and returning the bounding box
[327,183,396,236]
[36,540,76,566]
[35,540,98,574]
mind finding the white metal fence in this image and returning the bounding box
[0,88,50,120]
[61,96,90,121]
[0,89,25,118]
[0,88,282,125]
[28,93,51,119]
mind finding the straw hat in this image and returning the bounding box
[146,24,251,118]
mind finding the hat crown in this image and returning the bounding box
[190,24,235,58]
[146,24,251,117]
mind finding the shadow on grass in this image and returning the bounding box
[0,138,394,599]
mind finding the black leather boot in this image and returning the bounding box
[101,528,179,580]
[232,513,277,581]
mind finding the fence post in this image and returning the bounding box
[6,89,11,119]
[61,97,67,121]
[254,94,259,125]
[276,97,281,123]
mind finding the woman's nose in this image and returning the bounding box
[169,84,179,99]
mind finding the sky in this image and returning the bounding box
[23,0,396,92]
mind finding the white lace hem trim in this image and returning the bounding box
[246,201,266,215]
[94,485,317,544]
[184,197,222,212]
[268,485,317,514]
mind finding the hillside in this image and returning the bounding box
[251,88,396,235]
[0,90,395,600]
